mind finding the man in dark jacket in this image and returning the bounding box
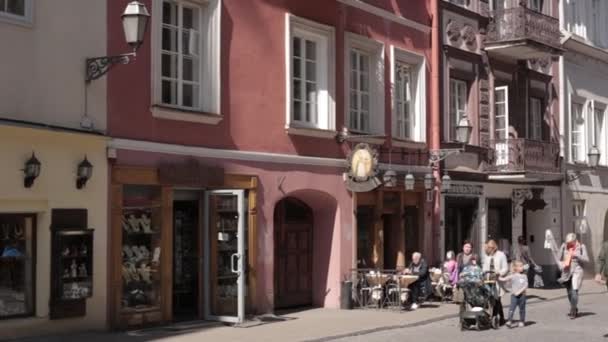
[405,252,432,310]
[596,240,608,290]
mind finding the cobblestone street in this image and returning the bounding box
[329,286,608,342]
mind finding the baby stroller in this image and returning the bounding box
[457,265,500,331]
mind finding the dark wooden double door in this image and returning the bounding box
[274,198,313,309]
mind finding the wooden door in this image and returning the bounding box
[403,206,419,265]
[274,198,313,309]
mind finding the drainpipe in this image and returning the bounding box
[558,0,566,243]
[431,0,441,264]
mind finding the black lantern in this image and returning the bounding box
[441,173,452,192]
[23,152,41,188]
[588,146,601,168]
[456,116,473,144]
[404,173,415,191]
[76,156,94,189]
[122,1,150,52]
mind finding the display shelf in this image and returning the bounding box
[121,200,162,314]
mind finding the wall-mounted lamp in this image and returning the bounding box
[76,156,94,189]
[441,172,452,192]
[85,1,150,83]
[566,146,601,183]
[404,172,415,191]
[456,116,473,144]
[23,152,41,188]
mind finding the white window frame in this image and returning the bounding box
[570,99,586,164]
[0,0,33,26]
[285,14,335,133]
[345,33,385,135]
[529,97,543,141]
[591,101,607,166]
[151,0,221,123]
[494,86,509,141]
[449,78,468,142]
[390,46,426,143]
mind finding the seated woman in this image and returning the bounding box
[403,252,432,310]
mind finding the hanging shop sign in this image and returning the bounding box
[344,143,381,192]
[442,183,483,196]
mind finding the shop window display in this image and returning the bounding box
[0,214,35,318]
[121,186,162,312]
[55,230,93,301]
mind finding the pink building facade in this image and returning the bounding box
[106,0,433,329]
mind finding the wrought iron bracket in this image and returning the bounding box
[566,170,593,184]
[85,53,135,83]
[428,148,464,167]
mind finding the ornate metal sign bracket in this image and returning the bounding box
[85,53,135,83]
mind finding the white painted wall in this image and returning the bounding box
[562,52,608,274]
[0,0,107,131]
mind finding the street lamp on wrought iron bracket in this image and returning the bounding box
[428,148,464,168]
[85,54,135,83]
[566,146,601,183]
[85,2,149,83]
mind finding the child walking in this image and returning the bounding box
[500,260,528,328]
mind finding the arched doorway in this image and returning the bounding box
[274,197,313,309]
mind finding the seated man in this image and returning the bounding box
[403,252,432,310]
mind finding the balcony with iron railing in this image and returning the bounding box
[486,139,561,179]
[485,5,562,60]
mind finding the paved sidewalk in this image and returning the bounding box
[15,281,604,342]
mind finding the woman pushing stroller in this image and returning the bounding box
[482,240,509,326]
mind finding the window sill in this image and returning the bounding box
[151,105,223,125]
[0,13,33,28]
[391,138,427,149]
[344,133,387,146]
[286,125,338,139]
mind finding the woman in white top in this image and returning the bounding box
[483,239,509,325]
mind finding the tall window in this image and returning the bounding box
[0,214,36,318]
[287,16,334,131]
[494,87,509,140]
[0,0,23,15]
[491,0,507,10]
[450,79,468,141]
[161,1,201,109]
[292,36,318,125]
[153,0,220,116]
[571,102,585,163]
[394,63,412,140]
[529,0,543,12]
[594,105,605,164]
[350,49,371,132]
[529,97,543,141]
